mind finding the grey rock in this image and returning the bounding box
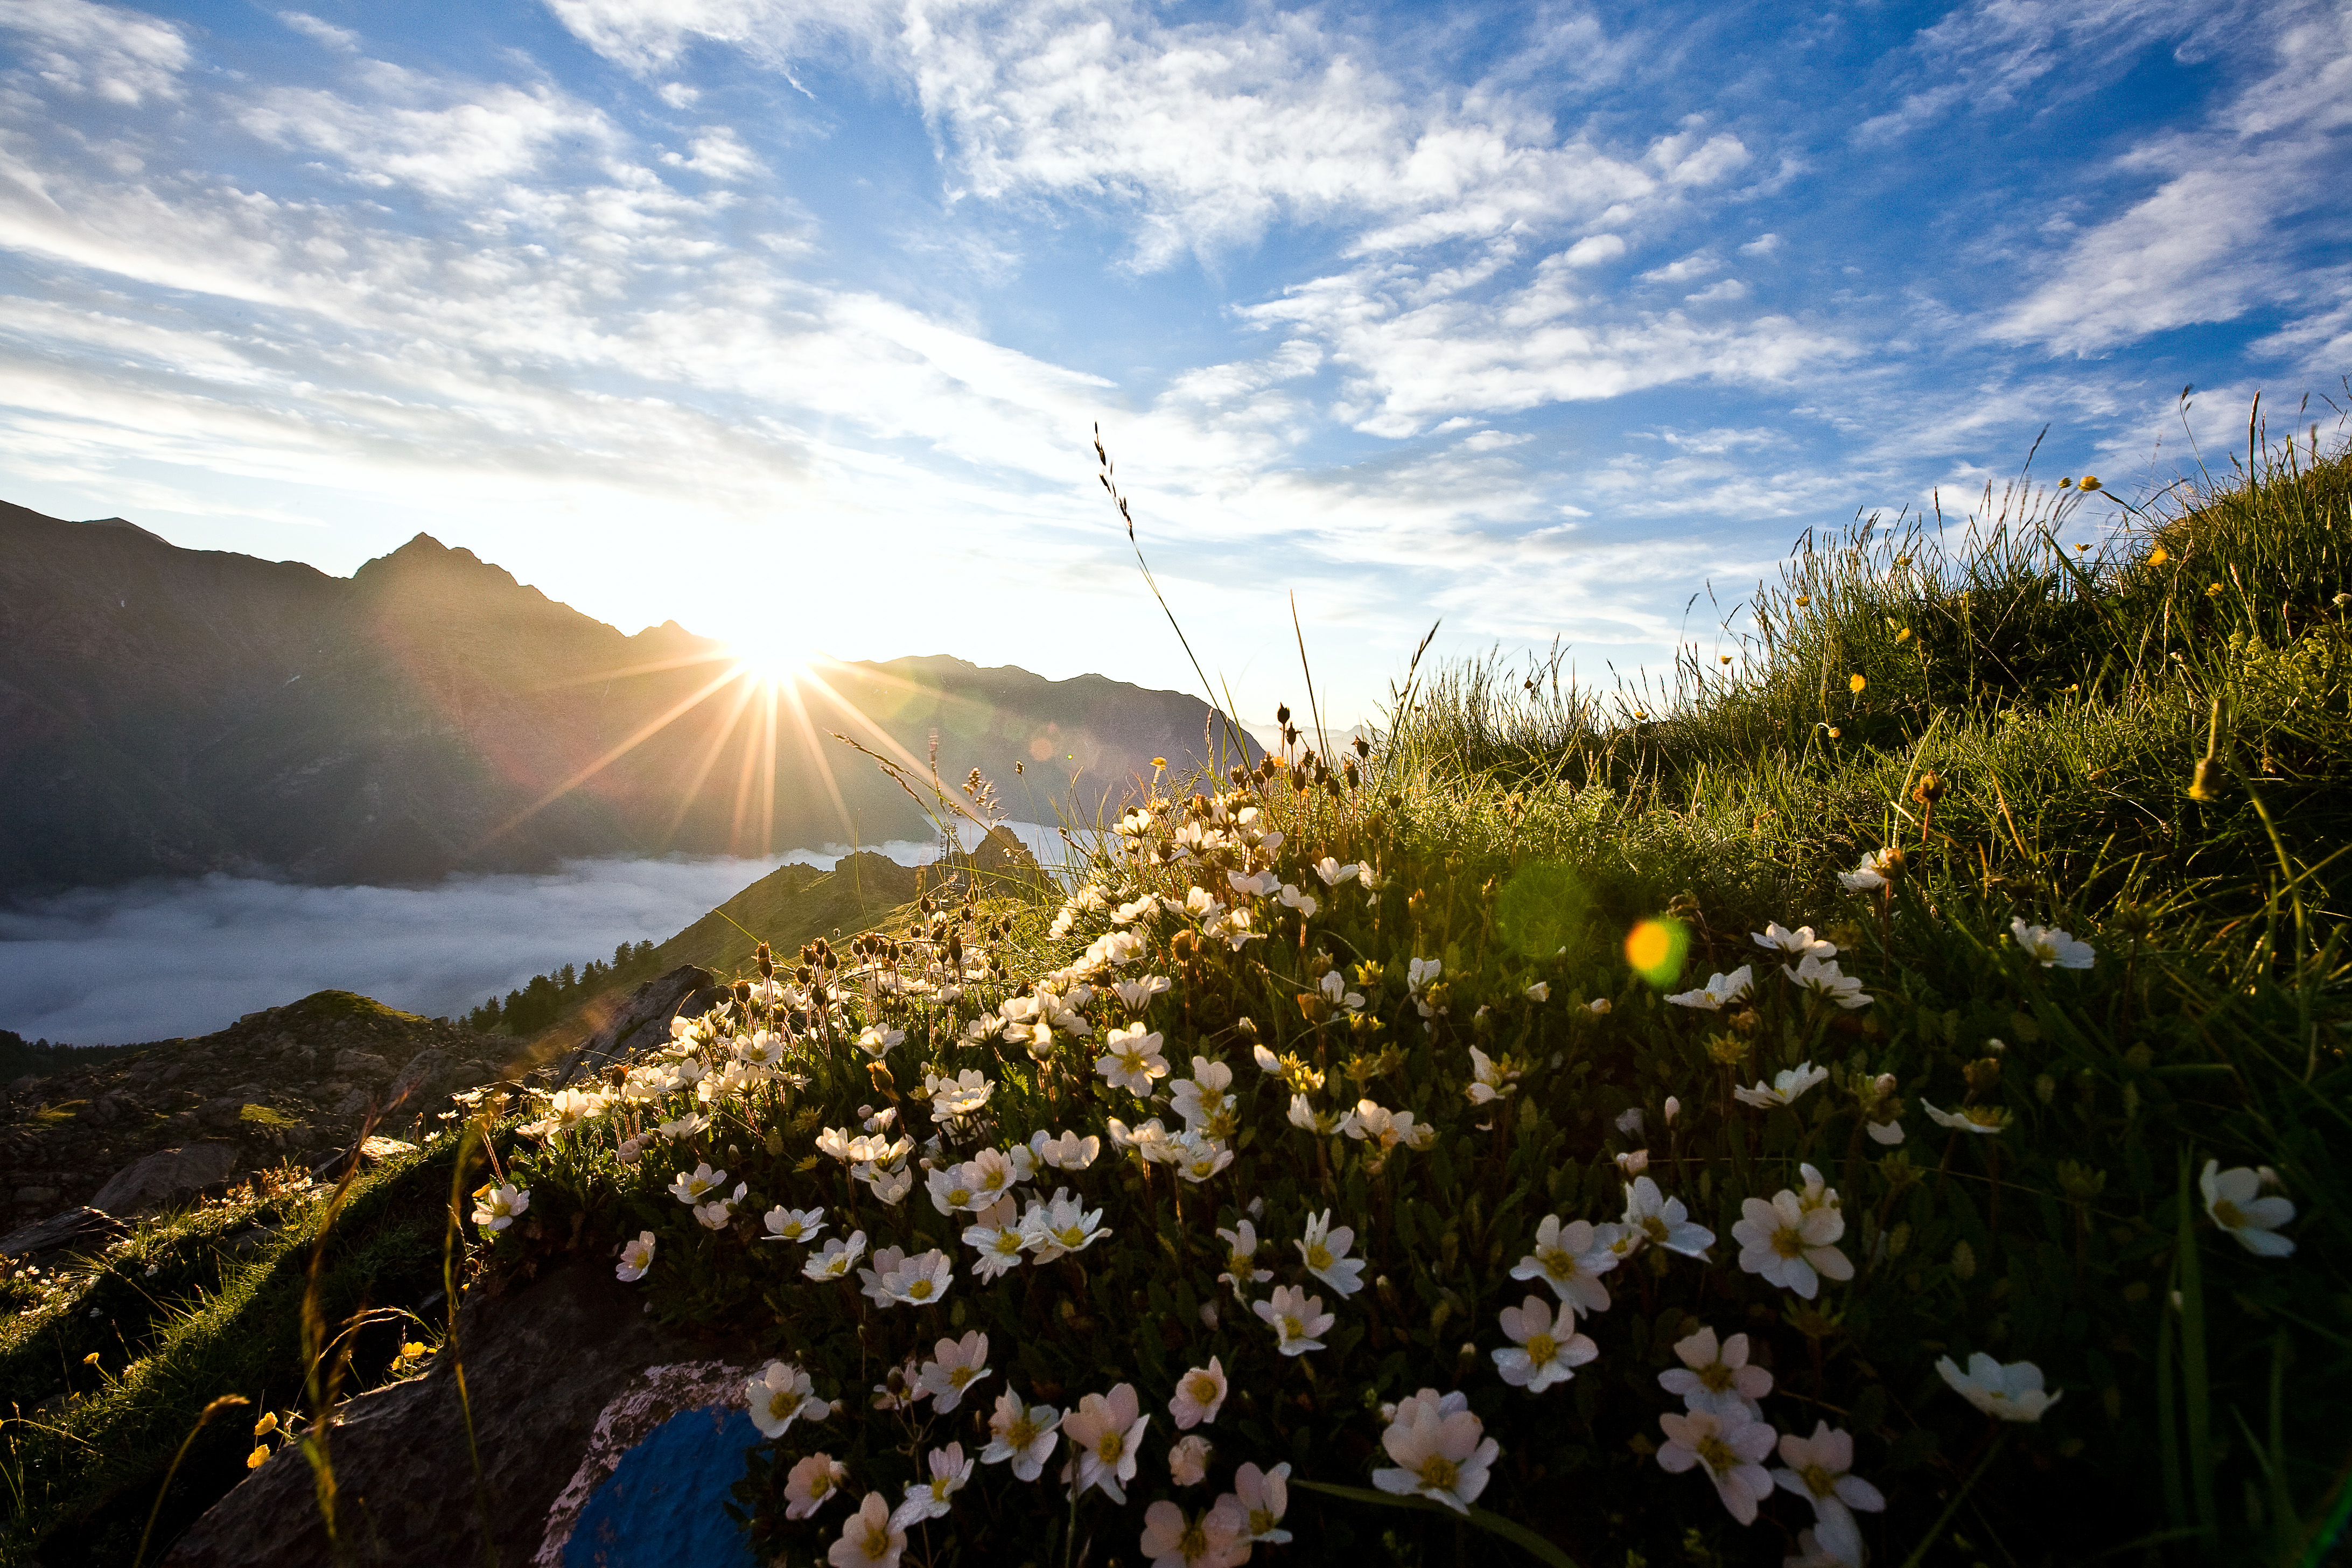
[2,1206,129,1259]
[553,965,724,1087]
[89,1142,240,1216]
[12,1186,59,1207]
[384,1049,450,1109]
[162,1261,737,1568]
[333,1049,391,1079]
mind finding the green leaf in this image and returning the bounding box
[1290,1478,1580,1568]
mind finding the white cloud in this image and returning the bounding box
[278,11,361,53]
[663,126,764,180]
[0,0,189,106]
[237,77,620,200]
[1684,278,1749,305]
[1641,249,1719,284]
[1738,233,1781,257]
[1991,4,2351,354]
[1563,233,1626,267]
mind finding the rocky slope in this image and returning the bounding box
[0,992,515,1227]
[0,500,1248,890]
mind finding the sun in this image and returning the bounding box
[723,627,815,686]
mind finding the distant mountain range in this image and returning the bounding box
[0,501,1248,890]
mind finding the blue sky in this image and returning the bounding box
[2,0,2347,726]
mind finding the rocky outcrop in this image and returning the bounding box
[552,965,723,1087]
[162,1261,748,1568]
[1,990,519,1221]
[0,1205,125,1259]
[88,1143,239,1216]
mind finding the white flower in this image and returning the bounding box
[1063,1383,1150,1503]
[1753,922,1836,960]
[856,1024,907,1059]
[1318,969,1366,1011]
[1343,1100,1432,1151]
[891,1444,972,1530]
[1615,1107,1644,1136]
[1733,1191,1852,1299]
[926,1165,984,1216]
[804,1230,867,1282]
[1782,954,1872,1009]
[1109,1116,1175,1163]
[1168,1434,1214,1487]
[764,1206,828,1244]
[1253,1284,1334,1356]
[1287,1094,1342,1136]
[828,1492,905,1568]
[1031,1128,1101,1171]
[1168,1358,1228,1430]
[1465,1047,1517,1105]
[615,1230,656,1282]
[916,1331,992,1412]
[1936,1353,2061,1422]
[1621,1177,1716,1259]
[1407,956,1443,991]
[1658,1326,1773,1421]
[1492,1295,1597,1392]
[1112,974,1172,1011]
[1657,1409,1777,1524]
[694,1183,746,1230]
[1295,1209,1366,1297]
[865,1163,915,1206]
[1020,1187,1111,1261]
[1866,1119,1906,1145]
[1510,1215,1618,1314]
[748,1361,831,1439]
[881,1249,954,1307]
[1665,966,1754,1011]
[1772,1422,1886,1567]
[1921,1100,2010,1135]
[963,1147,1020,1203]
[982,1391,1062,1481]
[1733,1061,1831,1109]
[1169,1129,1235,1185]
[1615,1149,1650,1177]
[783,1453,850,1521]
[1139,1498,1248,1568]
[1233,1461,1292,1542]
[2011,917,2095,969]
[1097,1023,1171,1096]
[1371,1388,1497,1515]
[858,1246,907,1308]
[1525,980,1550,1002]
[1229,868,1278,899]
[1313,857,1358,886]
[963,1197,1030,1282]
[2201,1160,2296,1256]
[1838,849,1898,893]
[1170,1057,1235,1130]
[1278,884,1319,919]
[926,1068,994,1122]
[1251,1042,1283,1073]
[1216,1220,1273,1293]
[472,1182,529,1231]
[668,1163,728,1205]
[1587,997,1612,1016]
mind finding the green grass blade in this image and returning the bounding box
[1291,1478,1582,1567]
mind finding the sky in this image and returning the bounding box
[2,0,2347,726]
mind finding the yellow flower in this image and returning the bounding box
[2080,475,2102,492]
[1848,674,1866,695]
[254,1411,279,1437]
[2148,546,2169,566]
[248,1446,269,1471]
[2206,582,2224,598]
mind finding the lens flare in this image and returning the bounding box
[1624,918,1689,988]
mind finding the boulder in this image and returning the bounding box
[88,1142,240,1216]
[333,1049,391,1079]
[384,1048,451,1109]
[162,1261,749,1568]
[552,967,724,1087]
[0,1207,125,1259]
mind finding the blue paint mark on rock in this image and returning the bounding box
[562,1403,764,1568]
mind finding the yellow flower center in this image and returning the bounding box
[992,1232,1024,1256]
[1307,1243,1334,1270]
[1695,1433,1737,1473]
[1416,1454,1460,1493]
[907,1279,934,1300]
[950,1366,977,1388]
[1525,1332,1558,1367]
[1178,1518,1210,1556]
[1540,1247,1576,1280]
[1188,1374,1220,1404]
[1098,1430,1125,1463]
[860,1521,892,1557]
[1698,1362,1735,1392]
[1772,1225,1806,1259]
[2213,1198,2245,1229]
[1280,1314,1304,1339]
[1249,1506,1276,1535]
[1800,1461,1836,1499]
[1007,1413,1040,1447]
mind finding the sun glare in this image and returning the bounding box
[724,630,814,685]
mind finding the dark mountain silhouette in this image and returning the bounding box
[0,501,1250,890]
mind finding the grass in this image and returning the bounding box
[4,402,2344,1567]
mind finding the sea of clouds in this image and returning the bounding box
[0,823,1065,1046]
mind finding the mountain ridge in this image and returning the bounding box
[0,503,1246,891]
